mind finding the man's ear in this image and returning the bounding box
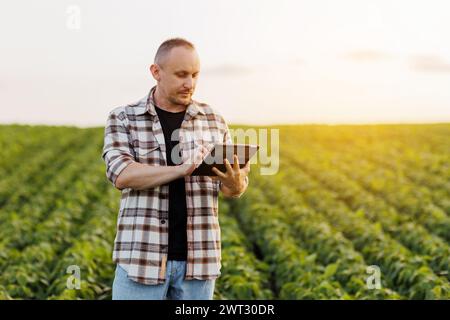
[150,64,161,81]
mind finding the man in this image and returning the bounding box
[102,38,250,300]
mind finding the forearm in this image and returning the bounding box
[116,162,184,190]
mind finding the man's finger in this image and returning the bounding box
[193,146,208,165]
[241,161,250,175]
[233,154,240,171]
[201,145,209,156]
[224,158,233,173]
[194,151,203,165]
[212,167,227,178]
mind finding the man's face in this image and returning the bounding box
[152,47,200,106]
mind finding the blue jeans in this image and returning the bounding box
[112,261,216,300]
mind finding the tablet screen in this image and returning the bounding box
[191,143,259,176]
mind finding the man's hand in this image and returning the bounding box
[212,154,250,197]
[177,144,209,177]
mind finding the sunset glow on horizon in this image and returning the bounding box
[1,0,449,126]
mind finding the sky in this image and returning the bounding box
[1,0,449,126]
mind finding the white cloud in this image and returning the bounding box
[410,55,450,73]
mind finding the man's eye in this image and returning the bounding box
[177,73,198,78]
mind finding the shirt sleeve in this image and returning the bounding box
[101,111,135,190]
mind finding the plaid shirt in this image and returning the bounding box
[102,85,244,285]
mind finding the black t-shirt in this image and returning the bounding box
[154,105,188,261]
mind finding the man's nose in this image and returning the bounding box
[184,76,194,89]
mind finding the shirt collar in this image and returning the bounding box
[135,85,205,118]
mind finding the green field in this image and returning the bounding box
[0,123,449,300]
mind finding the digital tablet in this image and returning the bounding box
[191,143,259,176]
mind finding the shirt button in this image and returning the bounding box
[160,219,166,224]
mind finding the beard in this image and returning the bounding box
[169,92,192,106]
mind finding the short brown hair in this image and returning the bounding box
[154,38,195,67]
